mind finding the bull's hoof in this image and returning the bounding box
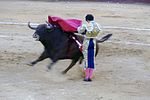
[46,69,50,72]
[62,71,67,74]
[47,66,51,70]
[26,62,34,66]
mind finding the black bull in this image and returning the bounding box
[28,22,112,74]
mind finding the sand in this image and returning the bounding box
[0,1,150,100]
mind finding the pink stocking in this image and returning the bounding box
[89,68,94,79]
[85,68,90,79]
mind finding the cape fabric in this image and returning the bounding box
[48,16,82,32]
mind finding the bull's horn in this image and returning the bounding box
[28,22,37,30]
[45,21,49,25]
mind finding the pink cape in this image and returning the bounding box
[48,16,82,32]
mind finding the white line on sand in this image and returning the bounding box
[0,21,150,47]
[0,21,150,31]
[0,34,149,47]
[102,26,150,31]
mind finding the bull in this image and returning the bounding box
[28,22,112,74]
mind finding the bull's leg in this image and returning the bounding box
[62,59,78,74]
[47,61,56,70]
[27,50,48,66]
[62,47,83,74]
[78,57,84,64]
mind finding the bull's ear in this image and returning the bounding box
[46,24,53,29]
[45,21,53,29]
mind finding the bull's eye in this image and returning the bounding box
[33,33,37,38]
[33,33,40,41]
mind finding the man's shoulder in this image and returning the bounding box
[81,24,87,28]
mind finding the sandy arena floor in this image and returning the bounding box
[0,1,150,100]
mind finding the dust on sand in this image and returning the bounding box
[0,1,150,100]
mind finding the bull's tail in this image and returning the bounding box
[97,34,112,43]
